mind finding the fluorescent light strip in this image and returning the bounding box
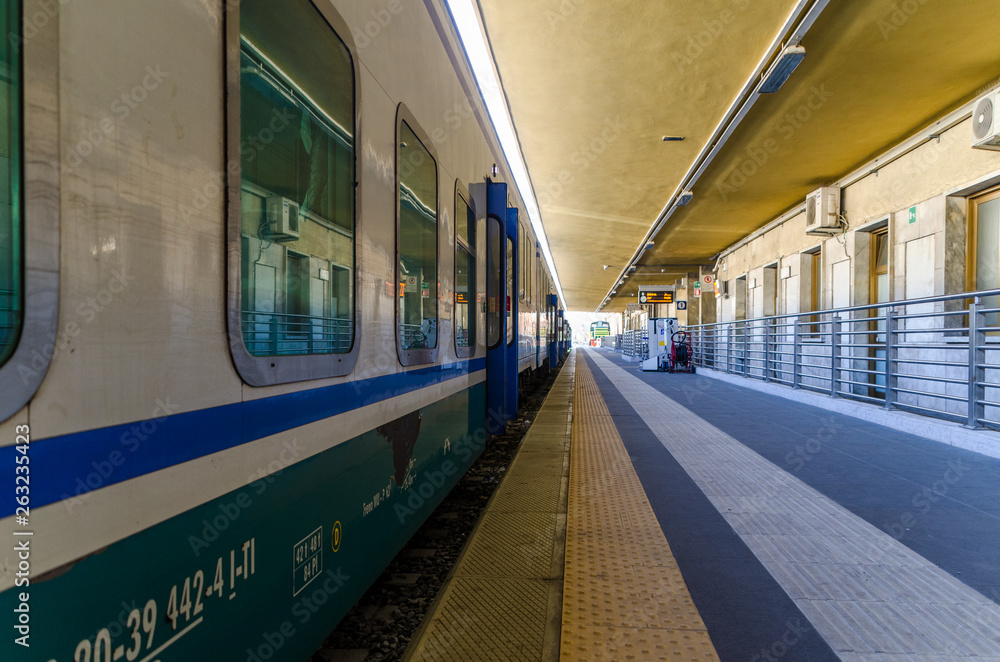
[446,0,567,310]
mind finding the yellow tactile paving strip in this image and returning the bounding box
[560,358,720,662]
[403,356,575,662]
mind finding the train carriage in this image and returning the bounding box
[0,1,562,660]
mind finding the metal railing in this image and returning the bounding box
[622,329,648,360]
[242,311,353,356]
[685,289,1000,431]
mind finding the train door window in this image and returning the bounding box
[522,225,530,304]
[0,0,20,371]
[520,227,525,301]
[507,236,514,345]
[229,0,359,384]
[971,187,1000,325]
[536,248,541,305]
[455,183,475,356]
[487,217,501,348]
[396,115,438,364]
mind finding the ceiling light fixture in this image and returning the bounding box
[661,136,685,142]
[758,44,806,94]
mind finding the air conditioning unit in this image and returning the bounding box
[266,196,300,240]
[972,91,1000,151]
[804,186,842,235]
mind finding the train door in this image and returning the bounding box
[506,206,519,421]
[547,294,558,365]
[486,181,507,433]
[557,309,565,357]
[535,248,541,368]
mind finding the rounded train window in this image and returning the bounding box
[395,111,439,366]
[227,0,359,385]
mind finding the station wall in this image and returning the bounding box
[714,110,1000,322]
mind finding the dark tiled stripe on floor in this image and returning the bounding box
[596,348,1000,605]
[581,353,839,662]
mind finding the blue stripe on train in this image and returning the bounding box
[2,358,486,516]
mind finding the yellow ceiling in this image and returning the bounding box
[478,0,1000,311]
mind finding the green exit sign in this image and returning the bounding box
[908,206,917,224]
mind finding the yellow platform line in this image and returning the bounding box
[560,356,720,662]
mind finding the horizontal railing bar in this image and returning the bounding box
[894,402,965,423]
[890,310,969,320]
[891,387,966,403]
[839,391,886,404]
[893,374,968,386]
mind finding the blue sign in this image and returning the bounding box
[677,301,688,311]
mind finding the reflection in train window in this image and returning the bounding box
[238,0,355,357]
[0,1,20,368]
[397,121,438,354]
[455,186,476,356]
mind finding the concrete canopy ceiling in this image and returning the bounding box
[476,0,1000,311]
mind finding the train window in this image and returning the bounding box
[0,1,21,370]
[396,115,439,365]
[227,0,359,384]
[487,217,501,348]
[455,183,476,357]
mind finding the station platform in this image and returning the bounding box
[404,347,1000,661]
